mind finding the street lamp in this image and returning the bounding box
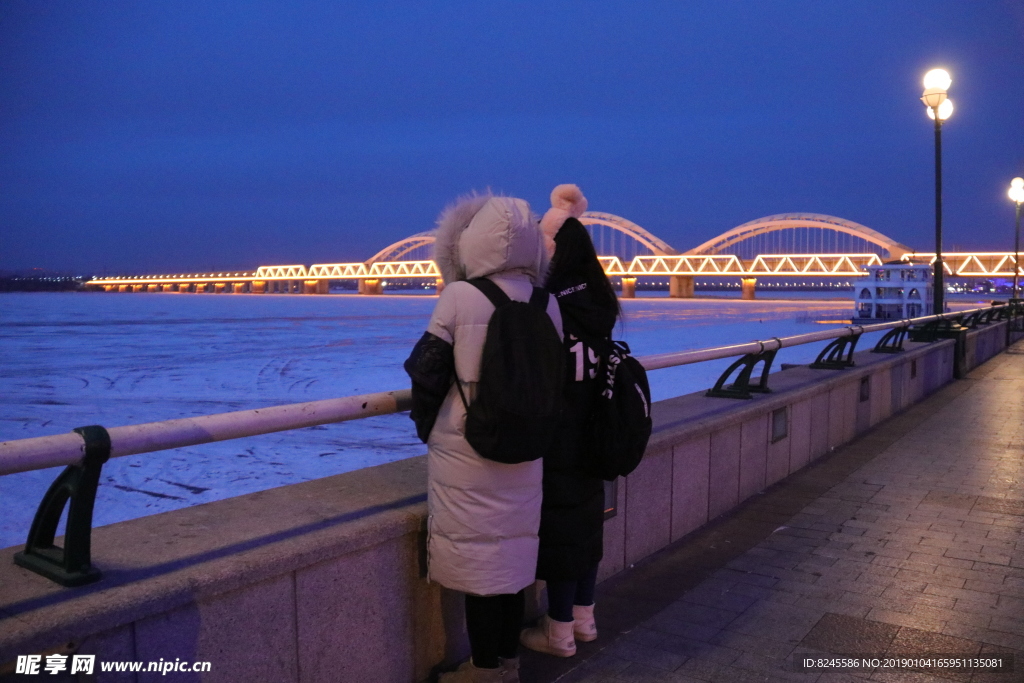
[921,68,954,314]
[1009,177,1024,299]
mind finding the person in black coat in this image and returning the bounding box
[521,185,620,658]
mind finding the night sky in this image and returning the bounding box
[2,1,1022,274]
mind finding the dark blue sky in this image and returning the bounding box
[2,1,1022,273]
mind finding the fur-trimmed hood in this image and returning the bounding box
[432,192,548,285]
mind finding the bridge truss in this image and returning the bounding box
[902,253,1024,278]
[88,252,1020,288]
[85,212,1023,289]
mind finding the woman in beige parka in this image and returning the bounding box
[405,192,562,683]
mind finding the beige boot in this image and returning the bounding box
[572,604,598,642]
[438,660,503,683]
[519,615,577,657]
[498,656,520,683]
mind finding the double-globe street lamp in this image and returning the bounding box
[921,68,954,314]
[1009,177,1024,299]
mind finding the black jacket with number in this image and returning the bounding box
[536,277,617,581]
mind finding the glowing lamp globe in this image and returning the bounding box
[926,99,954,120]
[923,69,952,91]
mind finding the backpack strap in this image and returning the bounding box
[528,287,549,311]
[468,278,550,312]
[467,277,512,309]
[454,370,471,413]
[456,278,512,414]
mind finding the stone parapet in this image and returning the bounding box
[0,320,1013,682]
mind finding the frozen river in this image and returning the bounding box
[0,290,981,549]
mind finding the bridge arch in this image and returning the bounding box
[365,211,677,265]
[579,212,678,256]
[686,213,911,260]
[366,232,436,264]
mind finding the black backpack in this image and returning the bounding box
[583,339,652,480]
[455,278,565,464]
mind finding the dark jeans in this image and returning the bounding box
[464,590,526,669]
[545,562,599,623]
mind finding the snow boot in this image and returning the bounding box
[519,615,576,658]
[572,603,598,642]
[438,660,503,683]
[499,656,520,683]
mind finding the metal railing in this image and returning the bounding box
[0,391,411,477]
[1,301,1019,585]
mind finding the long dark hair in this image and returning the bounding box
[546,217,620,318]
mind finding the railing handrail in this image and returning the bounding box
[0,303,1008,477]
[640,307,976,370]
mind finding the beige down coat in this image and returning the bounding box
[424,195,563,596]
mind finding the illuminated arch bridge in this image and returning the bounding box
[86,212,1022,297]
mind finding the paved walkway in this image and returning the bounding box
[524,340,1024,683]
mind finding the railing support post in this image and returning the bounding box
[13,425,110,586]
[909,316,965,343]
[873,326,909,354]
[706,344,778,400]
[809,331,862,369]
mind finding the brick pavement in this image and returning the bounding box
[523,341,1024,683]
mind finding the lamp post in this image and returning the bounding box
[921,68,954,314]
[1009,177,1024,299]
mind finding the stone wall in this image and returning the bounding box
[0,320,1014,683]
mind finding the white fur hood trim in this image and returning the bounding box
[432,192,547,285]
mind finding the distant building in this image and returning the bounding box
[854,261,934,321]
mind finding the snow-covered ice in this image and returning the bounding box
[0,291,983,549]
